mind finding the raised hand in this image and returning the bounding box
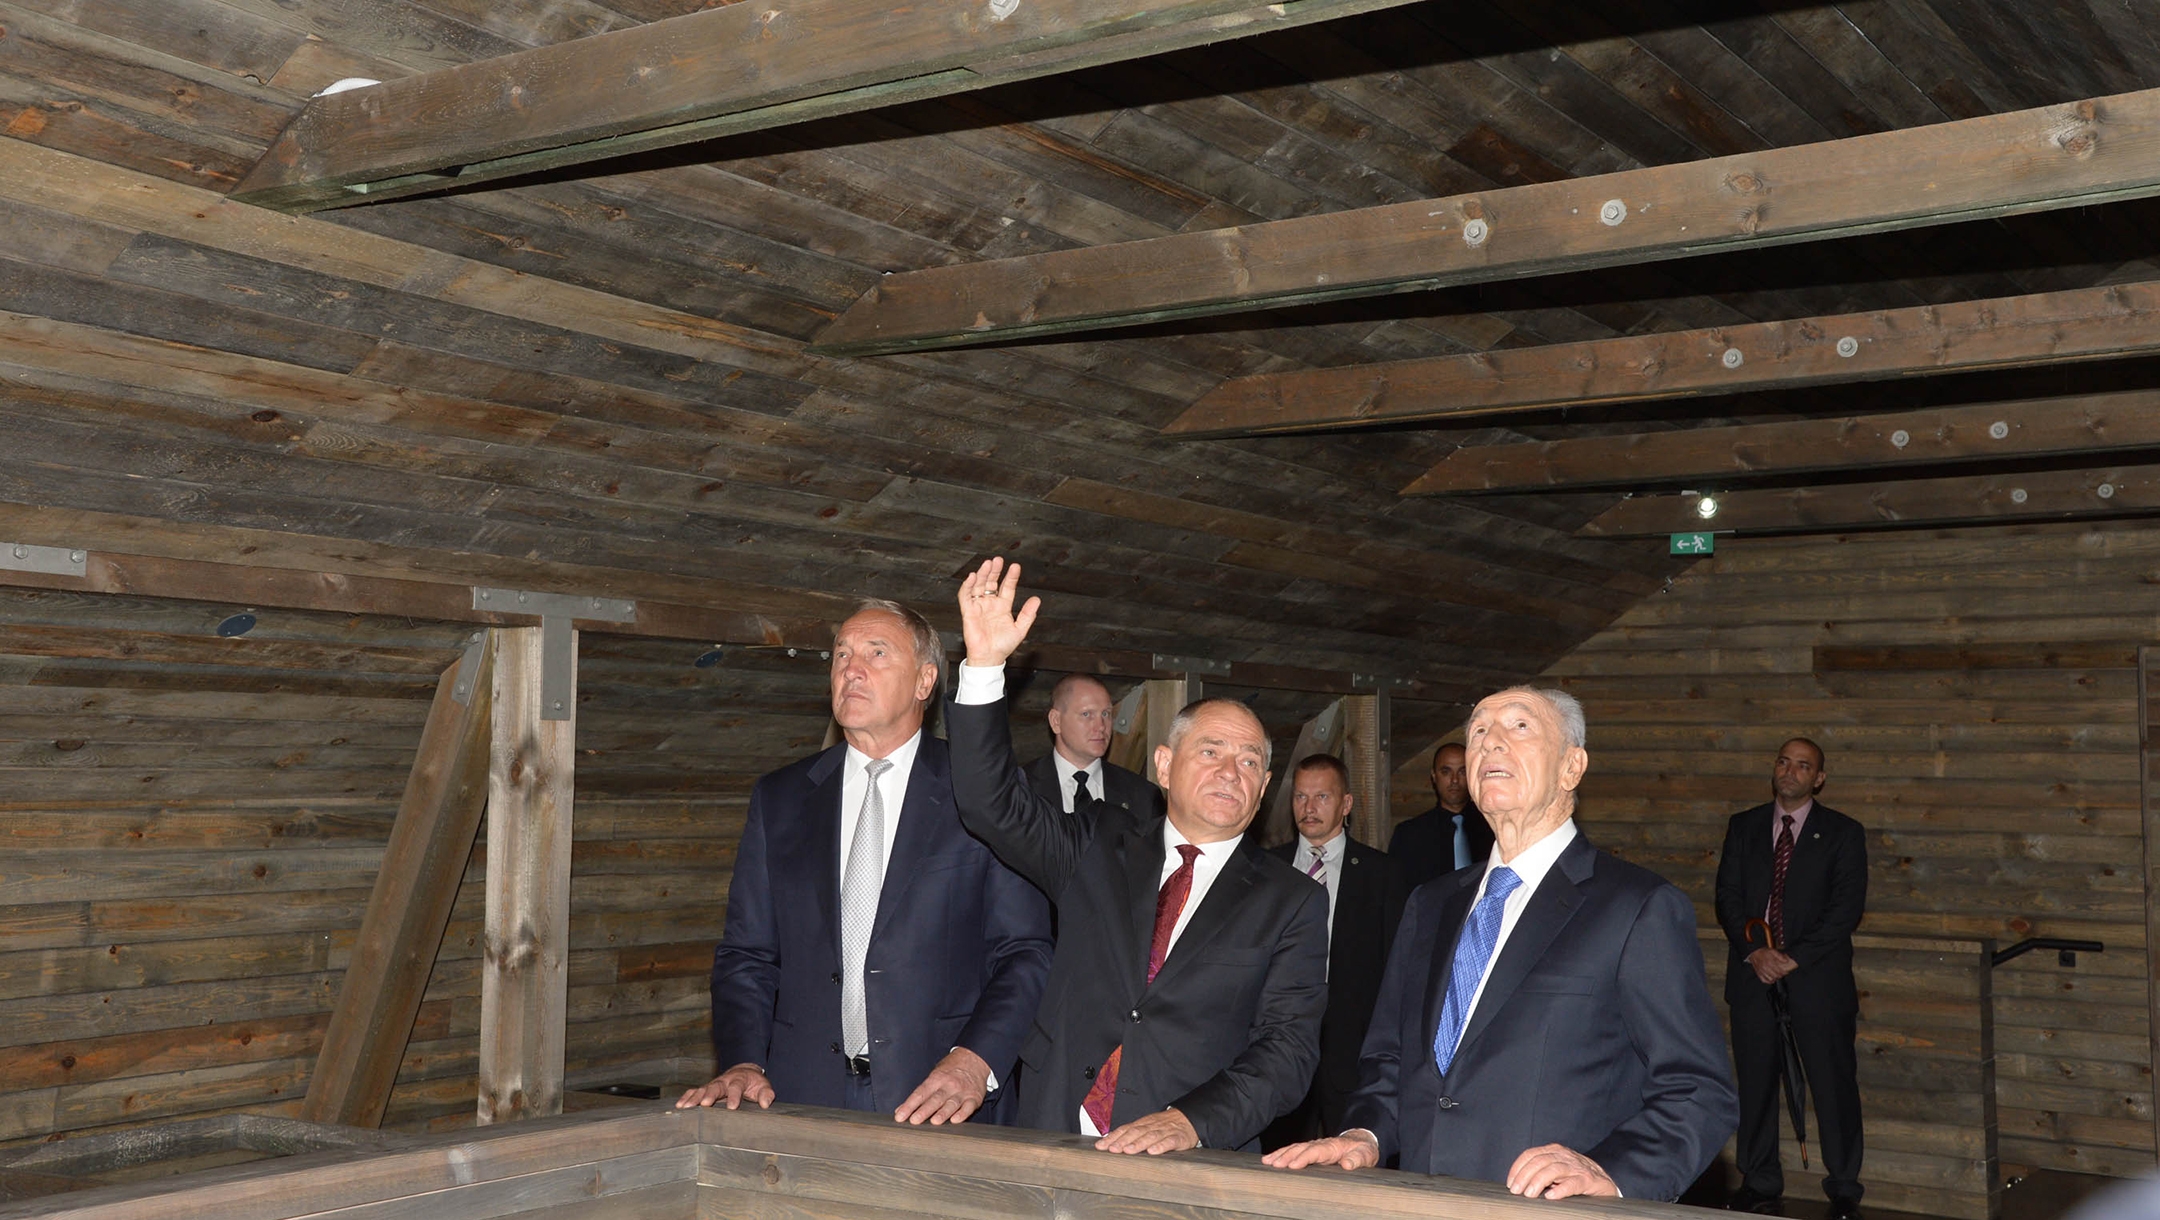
[956,557,1041,668]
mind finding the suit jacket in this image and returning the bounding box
[1267,836,1408,1132]
[709,735,1054,1116]
[1388,803,1494,891]
[1344,833,1737,1201]
[947,696,1329,1152]
[1713,801,1867,1012]
[1023,751,1164,825]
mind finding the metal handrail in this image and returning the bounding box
[1991,938,2103,968]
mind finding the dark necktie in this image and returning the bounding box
[1083,843,1200,1133]
[1073,770,1092,812]
[1767,814,1796,946]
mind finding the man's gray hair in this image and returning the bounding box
[1478,686,1588,749]
[1163,697,1273,767]
[846,598,946,703]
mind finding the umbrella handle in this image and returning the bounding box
[1744,917,1783,953]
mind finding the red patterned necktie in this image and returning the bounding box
[1767,815,1796,946]
[1083,843,1200,1133]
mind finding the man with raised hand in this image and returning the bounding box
[945,557,1328,1155]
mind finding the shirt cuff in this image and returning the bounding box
[954,661,1006,705]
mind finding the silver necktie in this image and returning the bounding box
[840,757,893,1057]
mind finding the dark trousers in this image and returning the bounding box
[1730,978,1864,1202]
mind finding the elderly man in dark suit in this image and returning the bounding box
[678,599,1053,1126]
[1263,753,1408,1147]
[1388,743,1494,890]
[947,558,1328,1155]
[1025,673,1162,824]
[1716,738,1867,1218]
[1267,687,1736,1201]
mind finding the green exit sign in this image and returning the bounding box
[1670,532,1715,555]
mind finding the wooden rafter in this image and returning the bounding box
[1404,390,2160,496]
[1164,280,2160,439]
[1578,464,2160,537]
[814,89,2160,356]
[232,0,1430,212]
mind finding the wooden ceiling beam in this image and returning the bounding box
[812,89,2160,356]
[1577,464,2160,538]
[1404,389,2160,496]
[1164,279,2160,439]
[232,0,1429,212]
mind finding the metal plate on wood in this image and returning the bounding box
[1150,653,1232,676]
[471,588,636,622]
[0,542,86,577]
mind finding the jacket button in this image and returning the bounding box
[1128,1008,1141,1022]
[1437,1096,1459,1110]
[1082,1066,1096,1079]
[830,972,841,984]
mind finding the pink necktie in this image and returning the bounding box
[1306,851,1325,878]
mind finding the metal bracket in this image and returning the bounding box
[451,632,487,705]
[1150,653,1232,677]
[1351,674,1418,691]
[472,588,636,721]
[0,543,86,577]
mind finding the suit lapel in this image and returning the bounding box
[1149,843,1258,990]
[1419,870,1482,1050]
[1119,815,1166,996]
[1449,837,1594,1066]
[802,746,846,962]
[869,740,944,945]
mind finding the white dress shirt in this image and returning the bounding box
[1053,752,1109,813]
[1296,830,1345,941]
[837,730,921,884]
[1458,819,1578,1033]
[957,661,1235,1137]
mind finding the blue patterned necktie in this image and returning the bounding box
[1432,865,1523,1076]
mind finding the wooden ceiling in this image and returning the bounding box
[4,0,2160,717]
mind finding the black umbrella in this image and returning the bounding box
[1744,917,1811,1169]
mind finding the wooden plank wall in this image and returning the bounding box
[0,592,833,1143]
[1546,519,2157,1183]
[1701,931,1997,1217]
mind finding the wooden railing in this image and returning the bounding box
[26,1102,1731,1219]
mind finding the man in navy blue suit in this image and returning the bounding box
[677,599,1052,1125]
[1266,687,1736,1201]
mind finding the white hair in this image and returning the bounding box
[1473,686,1587,749]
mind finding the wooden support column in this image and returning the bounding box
[1105,683,1151,777]
[1263,699,1346,848]
[2139,646,2160,1163]
[1139,678,1193,784]
[1340,694,1387,850]
[300,635,495,1128]
[477,627,576,1126]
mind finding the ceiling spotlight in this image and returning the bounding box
[1695,495,1720,521]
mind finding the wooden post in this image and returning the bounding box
[300,635,495,1128]
[2140,646,2160,1163]
[1341,693,1388,850]
[1105,683,1150,776]
[477,627,576,1126]
[1263,699,1345,848]
[1140,678,1192,785]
